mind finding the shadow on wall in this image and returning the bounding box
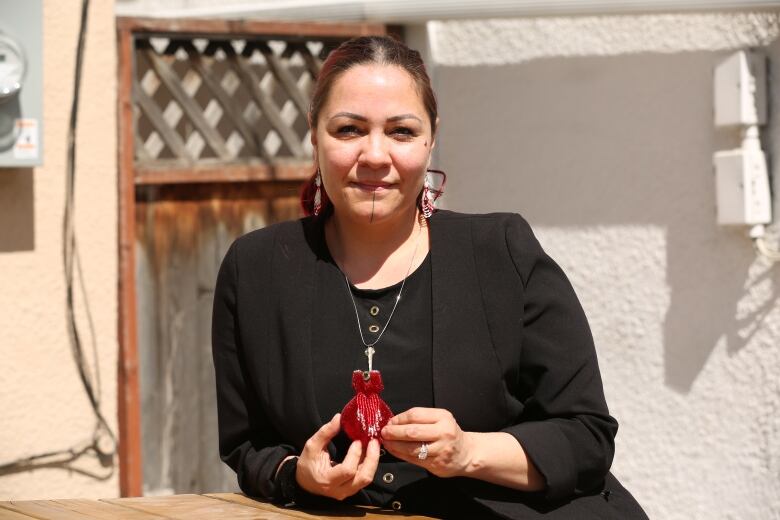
[0,168,35,252]
[436,49,779,393]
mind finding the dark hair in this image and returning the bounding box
[301,35,438,217]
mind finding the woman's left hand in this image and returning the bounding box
[381,407,474,478]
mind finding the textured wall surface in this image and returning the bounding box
[432,11,780,520]
[0,0,118,499]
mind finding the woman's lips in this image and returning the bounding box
[351,182,393,192]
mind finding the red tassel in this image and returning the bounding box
[341,370,393,446]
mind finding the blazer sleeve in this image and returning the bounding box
[211,241,296,499]
[500,215,618,501]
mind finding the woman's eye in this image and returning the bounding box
[391,127,415,137]
[336,125,360,135]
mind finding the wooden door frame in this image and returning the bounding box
[116,17,386,497]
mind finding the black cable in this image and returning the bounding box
[0,0,116,477]
[63,0,115,443]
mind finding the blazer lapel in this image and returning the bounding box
[429,211,508,431]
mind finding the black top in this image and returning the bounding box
[312,240,494,515]
[312,243,434,425]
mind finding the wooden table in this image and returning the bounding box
[0,493,436,519]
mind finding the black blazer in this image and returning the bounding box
[212,210,648,519]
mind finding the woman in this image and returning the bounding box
[212,36,647,519]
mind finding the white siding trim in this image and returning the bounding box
[116,0,780,21]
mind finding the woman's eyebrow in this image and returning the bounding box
[329,112,423,123]
[331,111,367,121]
[387,114,423,123]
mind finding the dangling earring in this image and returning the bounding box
[421,169,446,219]
[421,173,434,219]
[313,169,322,216]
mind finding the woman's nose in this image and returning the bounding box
[359,132,391,168]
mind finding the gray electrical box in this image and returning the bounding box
[0,0,43,167]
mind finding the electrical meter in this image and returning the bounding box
[0,0,42,167]
[0,33,26,102]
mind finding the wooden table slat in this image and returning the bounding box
[53,499,171,519]
[0,500,123,520]
[0,504,41,520]
[104,494,288,520]
[203,494,332,520]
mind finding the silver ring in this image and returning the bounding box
[417,442,428,461]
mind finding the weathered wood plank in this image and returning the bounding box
[134,81,193,162]
[142,48,232,160]
[169,237,201,493]
[105,494,288,519]
[116,17,386,40]
[117,24,144,498]
[135,161,313,185]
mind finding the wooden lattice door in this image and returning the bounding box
[117,18,385,496]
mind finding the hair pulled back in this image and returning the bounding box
[301,35,438,217]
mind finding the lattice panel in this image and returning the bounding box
[133,35,345,166]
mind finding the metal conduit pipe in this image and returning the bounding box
[116,0,780,21]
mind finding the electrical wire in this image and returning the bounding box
[0,0,116,478]
[750,224,780,263]
[755,236,780,262]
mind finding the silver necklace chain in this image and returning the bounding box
[343,224,422,371]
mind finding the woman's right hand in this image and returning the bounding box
[296,413,381,501]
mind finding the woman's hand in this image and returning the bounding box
[296,413,381,500]
[381,407,474,478]
[382,407,546,491]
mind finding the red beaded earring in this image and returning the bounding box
[313,168,322,216]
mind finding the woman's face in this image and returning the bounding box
[312,64,435,225]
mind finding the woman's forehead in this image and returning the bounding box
[323,64,427,117]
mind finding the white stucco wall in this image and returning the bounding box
[430,11,780,520]
[0,0,118,499]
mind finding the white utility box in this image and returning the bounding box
[714,142,771,225]
[714,51,766,128]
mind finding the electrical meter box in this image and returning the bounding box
[0,0,43,167]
